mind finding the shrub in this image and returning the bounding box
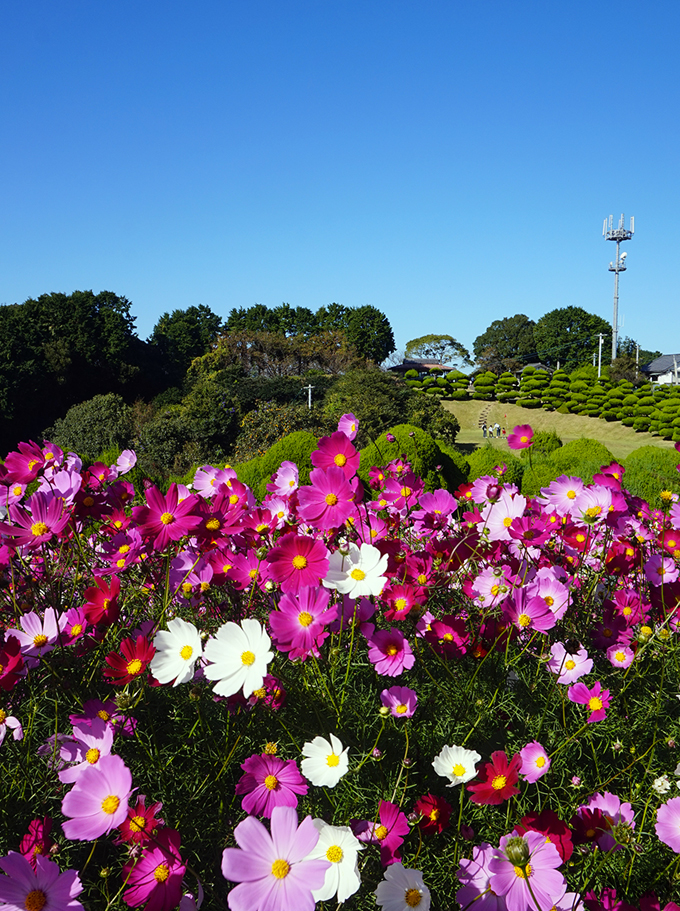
[465,444,524,489]
[520,429,562,460]
[254,431,321,498]
[550,438,615,474]
[232,401,332,463]
[359,424,466,492]
[47,393,133,462]
[624,445,680,506]
[136,406,198,477]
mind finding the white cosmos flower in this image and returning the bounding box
[305,820,362,903]
[203,618,273,698]
[301,733,349,787]
[323,542,388,598]
[432,744,481,787]
[150,617,203,686]
[375,864,430,911]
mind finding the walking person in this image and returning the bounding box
[495,422,501,438]
[482,422,487,438]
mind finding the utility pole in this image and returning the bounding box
[598,333,604,378]
[603,214,634,361]
[636,344,639,381]
[303,383,314,409]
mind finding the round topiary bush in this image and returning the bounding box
[465,445,524,489]
[359,424,467,492]
[624,445,680,506]
[254,431,320,498]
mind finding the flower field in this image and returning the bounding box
[2,419,680,911]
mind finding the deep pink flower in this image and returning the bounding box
[0,491,70,550]
[366,627,415,676]
[507,424,534,450]
[414,794,452,835]
[579,792,635,851]
[221,806,329,911]
[311,431,360,478]
[606,643,634,669]
[266,535,329,595]
[132,483,201,550]
[3,441,46,483]
[116,795,165,846]
[19,817,56,870]
[0,853,83,911]
[269,587,337,660]
[61,753,132,840]
[235,753,308,818]
[568,680,611,722]
[353,801,409,866]
[514,808,573,862]
[467,751,521,805]
[83,574,121,626]
[103,636,155,685]
[502,588,556,634]
[123,828,186,911]
[0,635,24,691]
[297,467,356,530]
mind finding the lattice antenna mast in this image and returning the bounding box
[603,213,634,360]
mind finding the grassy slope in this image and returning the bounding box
[443,400,675,460]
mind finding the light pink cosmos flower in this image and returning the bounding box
[606,644,635,670]
[366,628,415,676]
[267,461,299,497]
[337,413,358,440]
[481,490,527,542]
[0,708,22,746]
[572,487,612,527]
[58,720,114,783]
[0,853,84,911]
[656,796,680,853]
[221,806,329,911]
[380,686,417,719]
[455,843,498,910]
[193,465,235,497]
[61,753,132,840]
[519,741,551,783]
[539,475,585,517]
[645,555,680,586]
[547,642,593,684]
[580,791,635,851]
[12,608,63,666]
[489,831,565,911]
[526,567,570,621]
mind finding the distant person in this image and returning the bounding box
[495,422,501,437]
[502,427,506,436]
[482,422,487,438]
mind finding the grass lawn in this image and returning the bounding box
[443,399,676,460]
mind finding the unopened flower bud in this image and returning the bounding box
[115,693,133,711]
[379,706,391,716]
[372,747,383,760]
[504,836,530,866]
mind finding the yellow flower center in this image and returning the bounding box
[326,844,343,863]
[585,506,602,518]
[588,697,603,712]
[271,859,290,879]
[544,596,554,607]
[386,644,398,656]
[400,487,411,498]
[206,517,220,531]
[325,493,339,506]
[453,763,466,777]
[535,756,546,768]
[405,888,422,907]
[394,598,407,611]
[491,774,507,790]
[614,651,625,663]
[350,568,365,581]
[31,522,49,537]
[0,709,6,725]
[101,794,120,815]
[375,825,388,841]
[292,555,308,570]
[520,435,529,443]
[264,741,278,754]
[429,808,440,821]
[514,863,532,878]
[503,517,512,527]
[154,864,170,883]
[86,748,100,764]
[126,659,143,676]
[182,582,193,595]
[298,611,313,627]
[97,710,110,721]
[253,687,266,699]
[12,485,22,496]
[33,634,48,648]
[417,574,427,585]
[249,568,259,579]
[229,494,239,505]
[334,454,347,467]
[160,512,174,525]
[396,704,408,714]
[565,659,575,670]
[567,489,577,499]
[129,815,147,832]
[118,545,130,554]
[326,753,340,767]
[70,624,83,636]
[180,644,193,660]
[24,890,47,911]
[241,650,256,666]
[264,775,278,790]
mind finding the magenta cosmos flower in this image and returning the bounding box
[503,589,556,634]
[269,587,337,660]
[353,801,410,866]
[122,828,186,911]
[380,686,417,718]
[0,491,70,550]
[489,830,565,911]
[235,753,308,818]
[311,431,360,478]
[366,628,415,676]
[656,797,680,853]
[507,424,534,450]
[297,467,356,530]
[61,753,132,840]
[265,535,329,595]
[0,852,84,911]
[132,483,201,551]
[221,806,329,911]
[567,680,611,723]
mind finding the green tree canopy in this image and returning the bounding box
[148,304,224,387]
[404,334,472,368]
[533,306,612,371]
[473,314,537,371]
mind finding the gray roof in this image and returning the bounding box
[641,354,680,375]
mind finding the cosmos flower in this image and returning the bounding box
[300,734,349,788]
[656,797,680,853]
[488,831,565,911]
[375,864,430,911]
[567,680,611,723]
[61,753,132,840]
[235,753,308,818]
[150,618,203,686]
[518,741,551,784]
[380,686,417,719]
[432,744,481,787]
[467,751,522,805]
[304,820,362,903]
[122,828,186,911]
[414,794,452,836]
[507,424,534,450]
[366,628,415,677]
[546,642,593,684]
[203,619,273,699]
[0,853,84,911]
[323,542,388,599]
[266,535,330,595]
[103,636,155,686]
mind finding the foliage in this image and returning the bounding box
[533,306,612,371]
[255,431,321,497]
[48,394,133,463]
[519,429,562,460]
[472,313,537,370]
[404,334,472,369]
[465,444,524,488]
[358,424,466,492]
[147,304,224,388]
[624,445,680,507]
[231,401,333,464]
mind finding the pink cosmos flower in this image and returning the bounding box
[645,555,680,586]
[519,741,551,783]
[568,681,611,723]
[266,461,299,497]
[539,475,585,516]
[0,853,84,911]
[467,751,522,806]
[235,753,308,818]
[0,708,22,746]
[507,424,534,450]
[116,795,165,846]
[123,828,186,911]
[2,441,46,483]
[481,490,527,542]
[380,686,417,718]
[352,801,410,866]
[579,791,635,852]
[656,796,680,853]
[0,636,24,691]
[503,588,556,634]
[546,642,593,684]
[0,491,70,550]
[311,431,360,478]
[58,720,114,784]
[193,465,235,497]
[456,843,499,910]
[83,574,121,626]
[266,535,329,595]
[221,806,329,911]
[19,818,56,869]
[269,587,337,660]
[132,483,201,551]
[526,567,571,620]
[61,753,132,840]
[337,413,359,440]
[489,830,565,911]
[366,628,415,676]
[12,608,62,664]
[606,644,635,669]
[297,467,356,530]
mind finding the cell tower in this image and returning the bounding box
[603,213,634,360]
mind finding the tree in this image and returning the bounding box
[617,336,662,367]
[533,307,612,371]
[345,305,395,364]
[148,305,223,389]
[473,314,537,369]
[404,334,472,368]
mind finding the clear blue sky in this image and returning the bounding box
[1,0,678,357]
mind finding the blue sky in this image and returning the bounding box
[1,0,678,358]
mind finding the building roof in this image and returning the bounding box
[388,358,457,373]
[641,354,680,375]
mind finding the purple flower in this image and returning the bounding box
[366,628,415,676]
[221,806,329,911]
[456,843,501,911]
[656,796,680,853]
[0,852,84,911]
[579,791,635,852]
[380,686,417,718]
[235,754,308,818]
[489,830,565,911]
